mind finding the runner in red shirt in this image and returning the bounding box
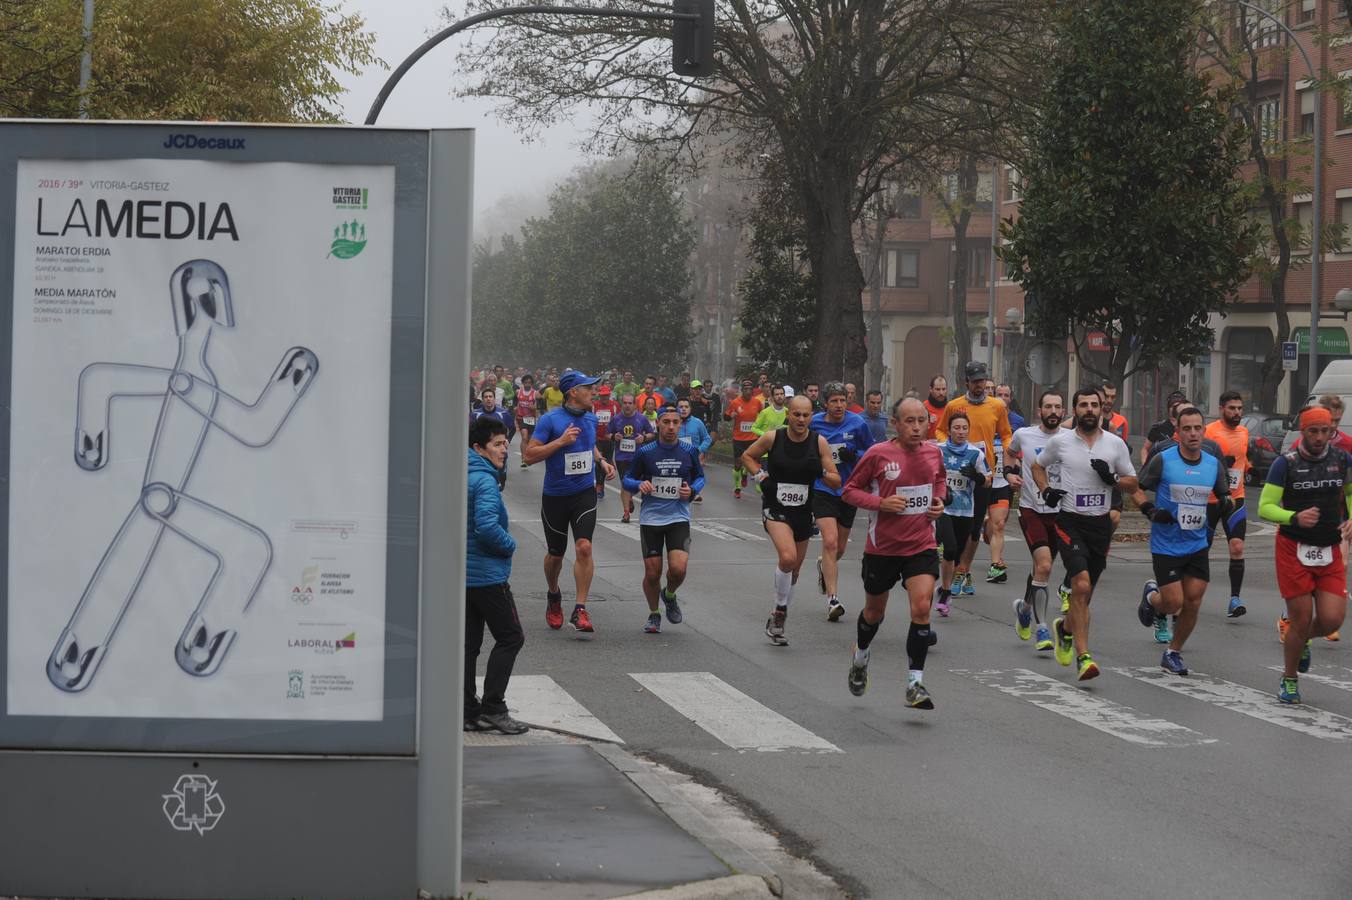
[515,374,541,469]
[924,375,948,441]
[842,397,947,710]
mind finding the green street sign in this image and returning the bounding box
[1291,327,1350,356]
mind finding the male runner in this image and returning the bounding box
[924,375,948,440]
[688,380,714,427]
[1141,390,1188,465]
[864,390,889,443]
[1134,406,1232,675]
[812,383,876,621]
[934,411,989,616]
[615,370,641,402]
[1007,391,1065,651]
[515,374,541,468]
[1204,391,1251,619]
[636,375,659,412]
[593,385,618,499]
[936,361,1013,596]
[841,397,947,709]
[1259,406,1352,703]
[525,369,617,633]
[725,379,765,499]
[753,386,789,436]
[994,383,1025,430]
[1031,388,1138,681]
[845,383,865,415]
[609,393,654,524]
[741,396,840,645]
[985,410,1013,585]
[471,386,516,438]
[804,382,824,413]
[1101,381,1129,439]
[624,406,704,633]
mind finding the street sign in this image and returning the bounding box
[1282,341,1299,371]
[1025,341,1069,383]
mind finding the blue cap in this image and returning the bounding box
[658,405,681,418]
[558,369,601,394]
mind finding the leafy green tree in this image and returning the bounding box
[471,166,696,373]
[1,0,378,121]
[1000,0,1258,388]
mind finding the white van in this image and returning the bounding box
[1281,359,1352,451]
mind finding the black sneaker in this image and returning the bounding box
[464,718,485,732]
[478,712,529,735]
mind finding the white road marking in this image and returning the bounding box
[477,674,624,743]
[597,520,642,541]
[952,668,1215,747]
[691,520,764,542]
[1266,665,1352,694]
[630,672,841,753]
[1115,667,1352,741]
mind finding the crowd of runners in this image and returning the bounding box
[466,360,1351,717]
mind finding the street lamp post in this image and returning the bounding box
[1232,1,1322,388]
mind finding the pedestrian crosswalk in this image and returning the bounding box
[480,664,1352,753]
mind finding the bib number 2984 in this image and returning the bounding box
[776,483,809,507]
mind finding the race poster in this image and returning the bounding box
[7,158,394,721]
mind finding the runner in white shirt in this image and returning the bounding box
[1006,390,1066,653]
[1031,388,1138,681]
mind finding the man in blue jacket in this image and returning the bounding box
[465,416,528,735]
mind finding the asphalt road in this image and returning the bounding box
[487,451,1352,900]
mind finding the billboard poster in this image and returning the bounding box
[6,158,394,721]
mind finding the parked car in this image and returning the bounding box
[1242,413,1288,485]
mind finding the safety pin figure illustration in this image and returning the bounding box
[47,260,319,692]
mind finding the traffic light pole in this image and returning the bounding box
[364,5,702,126]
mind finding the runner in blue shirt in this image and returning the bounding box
[1133,406,1231,675]
[608,392,654,524]
[810,383,877,622]
[624,406,706,633]
[524,369,616,634]
[935,412,988,616]
[863,390,890,443]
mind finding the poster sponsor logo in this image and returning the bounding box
[35,198,239,240]
[162,133,247,150]
[288,632,356,654]
[332,187,368,210]
[287,669,305,699]
[291,564,319,604]
[163,774,225,835]
[328,220,367,259]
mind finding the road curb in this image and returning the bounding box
[616,874,777,899]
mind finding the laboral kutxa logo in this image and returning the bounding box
[288,632,356,654]
[163,774,225,835]
[328,219,367,259]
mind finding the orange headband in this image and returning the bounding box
[1300,407,1334,430]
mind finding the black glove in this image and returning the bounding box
[1224,455,1236,467]
[1139,501,1174,524]
[959,462,985,486]
[1041,486,1068,507]
[1089,458,1117,486]
[837,446,857,465]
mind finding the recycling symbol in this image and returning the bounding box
[162,774,225,835]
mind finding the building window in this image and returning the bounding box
[943,170,994,211]
[1237,0,1281,46]
[896,192,922,219]
[1224,328,1273,411]
[1294,198,1313,252]
[1299,0,1317,24]
[1003,166,1021,203]
[1256,96,1281,147]
[1299,88,1315,137]
[884,248,920,288]
[959,243,990,289]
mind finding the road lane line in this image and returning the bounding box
[1266,665,1352,694]
[597,520,642,541]
[630,672,841,753]
[952,668,1215,747]
[690,520,764,542]
[477,674,624,743]
[1114,667,1352,741]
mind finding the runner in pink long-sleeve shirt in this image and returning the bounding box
[841,398,947,709]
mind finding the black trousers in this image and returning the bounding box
[465,583,525,719]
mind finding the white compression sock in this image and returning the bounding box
[774,568,793,608]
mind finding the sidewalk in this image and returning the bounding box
[461,728,845,900]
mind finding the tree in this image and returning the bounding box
[0,0,378,121]
[471,165,696,372]
[933,156,986,378]
[449,0,1048,386]
[1000,0,1258,389]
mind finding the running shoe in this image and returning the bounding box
[817,557,827,594]
[478,712,530,735]
[1138,581,1158,628]
[597,485,605,500]
[621,512,631,524]
[464,717,486,732]
[827,596,846,622]
[766,607,788,646]
[847,645,870,696]
[1012,598,1032,641]
[1076,653,1100,682]
[693,494,702,502]
[1034,623,1053,652]
[520,460,528,469]
[1277,615,1289,643]
[1227,596,1246,618]
[644,612,662,634]
[1326,630,1342,642]
[1161,649,1188,676]
[1058,584,1071,614]
[1053,617,1073,666]
[905,681,935,710]
[570,605,594,633]
[1299,639,1312,673]
[1278,676,1302,705]
[987,563,1009,584]
[1153,614,1172,645]
[546,592,564,630]
[959,572,976,596]
[662,589,683,625]
[935,593,951,617]
[734,488,742,500]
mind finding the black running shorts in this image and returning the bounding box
[861,550,940,596]
[1055,512,1114,588]
[541,490,598,557]
[1151,549,1210,587]
[811,491,858,529]
[640,522,692,558]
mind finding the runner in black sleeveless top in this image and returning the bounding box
[741,395,840,645]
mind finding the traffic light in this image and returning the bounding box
[672,0,715,76]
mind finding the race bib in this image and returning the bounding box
[830,443,845,465]
[564,450,593,475]
[652,476,682,500]
[897,483,933,515]
[994,444,1005,471]
[1074,491,1108,510]
[1227,468,1241,491]
[1176,504,1206,531]
[776,482,809,507]
[739,421,755,433]
[596,410,612,423]
[619,438,637,454]
[522,416,536,426]
[946,472,970,494]
[1298,543,1334,567]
